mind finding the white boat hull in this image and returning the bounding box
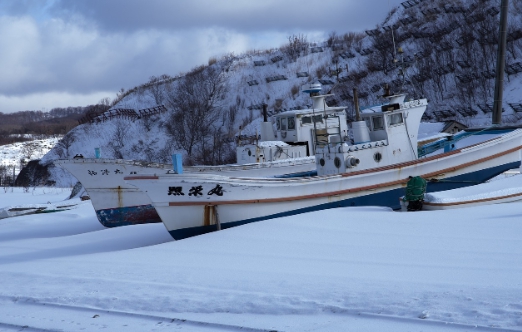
[55,157,316,227]
[126,130,522,239]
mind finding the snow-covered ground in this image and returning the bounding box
[2,183,522,331]
[0,137,60,168]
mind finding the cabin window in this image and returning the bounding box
[281,118,287,130]
[388,113,403,126]
[313,115,323,123]
[372,116,384,130]
[288,117,296,130]
[276,118,281,130]
[302,116,312,124]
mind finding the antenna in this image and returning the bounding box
[389,0,398,63]
[401,59,422,99]
[391,32,397,65]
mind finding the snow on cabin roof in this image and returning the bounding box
[256,140,289,147]
[274,106,347,117]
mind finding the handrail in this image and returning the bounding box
[417,126,510,157]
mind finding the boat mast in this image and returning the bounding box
[353,88,361,121]
[492,0,509,125]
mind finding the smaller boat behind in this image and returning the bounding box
[401,171,522,211]
[0,203,78,220]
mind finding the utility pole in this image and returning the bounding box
[492,0,509,125]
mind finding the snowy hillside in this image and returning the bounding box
[10,0,522,186]
[0,137,62,185]
[0,138,60,168]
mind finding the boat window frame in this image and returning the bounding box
[387,112,404,127]
[313,115,323,123]
[288,116,296,130]
[281,117,287,131]
[301,116,312,125]
[372,115,385,131]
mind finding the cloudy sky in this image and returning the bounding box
[0,0,403,113]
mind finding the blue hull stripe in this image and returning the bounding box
[96,205,162,227]
[168,161,521,240]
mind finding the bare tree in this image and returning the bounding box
[164,65,228,164]
[226,104,239,134]
[327,31,339,48]
[107,119,128,159]
[55,132,76,158]
[281,34,309,61]
[147,75,168,105]
[99,97,111,106]
[21,142,38,161]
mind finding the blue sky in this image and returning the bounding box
[0,0,403,113]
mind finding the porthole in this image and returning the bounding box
[247,149,252,156]
[334,157,341,168]
[319,158,325,166]
[374,152,382,162]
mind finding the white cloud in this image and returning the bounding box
[0,16,297,113]
[0,16,41,88]
[0,91,113,113]
[0,0,405,113]
[0,15,311,96]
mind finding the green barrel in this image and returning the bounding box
[405,176,427,202]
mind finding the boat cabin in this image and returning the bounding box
[273,106,349,156]
[236,84,349,164]
[315,94,428,176]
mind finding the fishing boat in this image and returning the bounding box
[55,85,348,227]
[0,203,78,220]
[55,157,317,227]
[125,88,522,239]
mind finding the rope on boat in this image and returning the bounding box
[427,179,480,184]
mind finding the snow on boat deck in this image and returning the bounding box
[423,171,522,208]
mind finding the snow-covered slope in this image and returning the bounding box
[0,137,62,185]
[0,137,61,168]
[4,0,522,186]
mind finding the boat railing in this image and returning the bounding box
[417,126,517,158]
